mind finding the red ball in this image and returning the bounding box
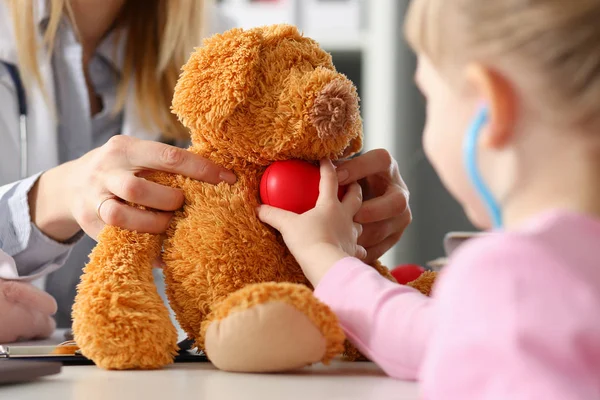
[260,160,347,214]
[391,264,426,285]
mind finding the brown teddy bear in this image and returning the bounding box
[71,24,436,372]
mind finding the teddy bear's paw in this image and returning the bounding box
[202,282,345,372]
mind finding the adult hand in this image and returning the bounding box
[30,135,237,241]
[335,149,411,263]
[0,280,57,343]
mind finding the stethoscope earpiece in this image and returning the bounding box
[463,105,503,229]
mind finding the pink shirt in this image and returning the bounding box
[314,210,600,399]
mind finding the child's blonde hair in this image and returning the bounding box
[405,0,600,129]
[7,0,209,141]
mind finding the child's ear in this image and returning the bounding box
[466,64,517,149]
[172,28,263,130]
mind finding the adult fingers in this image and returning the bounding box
[336,149,396,185]
[28,310,57,340]
[354,187,410,224]
[97,198,173,234]
[107,136,236,185]
[342,182,363,215]
[364,232,403,264]
[0,306,56,343]
[257,204,295,232]
[106,172,184,212]
[361,209,411,263]
[357,219,398,249]
[1,281,57,316]
[317,159,339,204]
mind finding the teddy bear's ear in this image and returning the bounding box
[172,28,263,130]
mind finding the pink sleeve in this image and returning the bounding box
[314,257,432,380]
[420,237,600,400]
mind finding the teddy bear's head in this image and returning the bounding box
[172,24,362,165]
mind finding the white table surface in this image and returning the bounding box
[0,330,420,400]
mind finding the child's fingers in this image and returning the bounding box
[342,182,363,214]
[316,159,339,205]
[256,204,294,232]
[355,245,368,260]
[354,222,363,239]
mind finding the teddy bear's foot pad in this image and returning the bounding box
[204,301,327,372]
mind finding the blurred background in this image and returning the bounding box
[217,0,476,267]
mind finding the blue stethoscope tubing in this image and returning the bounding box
[463,106,503,229]
[1,61,28,180]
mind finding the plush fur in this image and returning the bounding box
[71,24,436,371]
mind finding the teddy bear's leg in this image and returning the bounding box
[200,282,345,373]
[71,226,178,370]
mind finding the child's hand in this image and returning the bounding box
[258,159,366,286]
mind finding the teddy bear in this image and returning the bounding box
[71,24,436,372]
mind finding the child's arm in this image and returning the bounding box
[258,159,432,379]
[314,256,432,380]
[421,236,600,400]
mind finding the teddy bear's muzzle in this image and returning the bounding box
[310,78,359,140]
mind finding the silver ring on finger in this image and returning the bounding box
[96,195,118,224]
